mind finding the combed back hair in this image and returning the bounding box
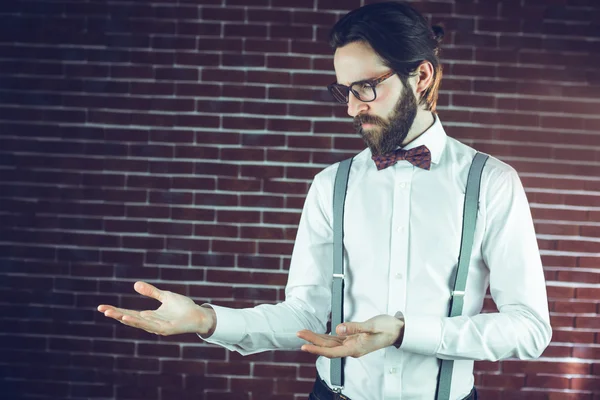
[329,1,444,112]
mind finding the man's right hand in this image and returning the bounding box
[97,281,216,337]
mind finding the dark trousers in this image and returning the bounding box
[309,374,478,400]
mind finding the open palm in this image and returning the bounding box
[97,281,213,336]
[297,314,403,358]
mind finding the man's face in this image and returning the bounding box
[333,41,418,156]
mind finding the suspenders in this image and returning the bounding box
[330,152,489,399]
[331,157,353,393]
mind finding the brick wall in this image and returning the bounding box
[0,0,599,399]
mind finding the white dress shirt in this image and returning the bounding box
[203,116,552,400]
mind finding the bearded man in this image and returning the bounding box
[98,2,551,399]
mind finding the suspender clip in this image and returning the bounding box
[333,273,344,279]
[451,290,465,298]
[331,385,347,398]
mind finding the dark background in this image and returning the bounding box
[1,0,599,399]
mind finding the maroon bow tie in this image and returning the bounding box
[372,145,432,171]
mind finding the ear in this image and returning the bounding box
[415,61,434,97]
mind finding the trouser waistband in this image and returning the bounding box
[310,374,478,400]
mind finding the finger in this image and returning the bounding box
[297,330,344,347]
[134,281,164,302]
[97,304,115,313]
[103,307,141,321]
[337,321,373,335]
[300,343,356,358]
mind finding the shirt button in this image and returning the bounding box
[399,182,407,189]
[395,272,403,279]
[389,368,397,374]
[396,225,404,232]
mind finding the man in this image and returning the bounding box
[98,2,552,399]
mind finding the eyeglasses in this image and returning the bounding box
[327,71,396,104]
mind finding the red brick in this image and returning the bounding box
[202,7,244,21]
[217,210,261,224]
[237,255,281,270]
[222,117,266,130]
[266,149,311,163]
[207,270,286,286]
[245,38,290,53]
[264,180,309,195]
[233,287,278,301]
[503,360,590,375]
[258,241,295,256]
[230,377,275,394]
[267,55,311,69]
[196,100,242,114]
[207,361,251,376]
[222,84,266,99]
[526,374,570,389]
[248,9,292,23]
[272,0,313,7]
[243,100,287,115]
[572,347,600,360]
[553,301,597,314]
[224,23,268,38]
[550,315,575,328]
[217,178,262,192]
[194,222,238,238]
[248,70,291,85]
[228,0,268,5]
[551,329,595,344]
[267,118,312,133]
[160,267,205,281]
[578,257,600,269]
[138,343,181,358]
[576,316,600,329]
[541,345,572,358]
[241,226,285,240]
[222,53,265,67]
[271,24,313,39]
[576,287,600,298]
[202,68,245,83]
[571,376,600,391]
[155,67,198,81]
[212,239,256,254]
[188,282,235,300]
[480,373,525,389]
[191,254,235,268]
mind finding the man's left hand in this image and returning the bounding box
[297,314,404,358]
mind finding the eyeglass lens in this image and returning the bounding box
[329,83,376,104]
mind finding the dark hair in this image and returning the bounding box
[329,1,444,112]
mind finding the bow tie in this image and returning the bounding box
[371,145,432,171]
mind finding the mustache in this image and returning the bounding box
[353,114,386,129]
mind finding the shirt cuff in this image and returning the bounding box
[198,304,246,344]
[400,314,443,356]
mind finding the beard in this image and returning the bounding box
[353,84,418,157]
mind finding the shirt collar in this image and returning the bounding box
[402,114,447,165]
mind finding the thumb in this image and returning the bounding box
[134,281,164,302]
[336,321,373,335]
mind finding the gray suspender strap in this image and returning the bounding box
[435,152,489,400]
[331,157,353,392]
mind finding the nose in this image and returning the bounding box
[347,93,368,117]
